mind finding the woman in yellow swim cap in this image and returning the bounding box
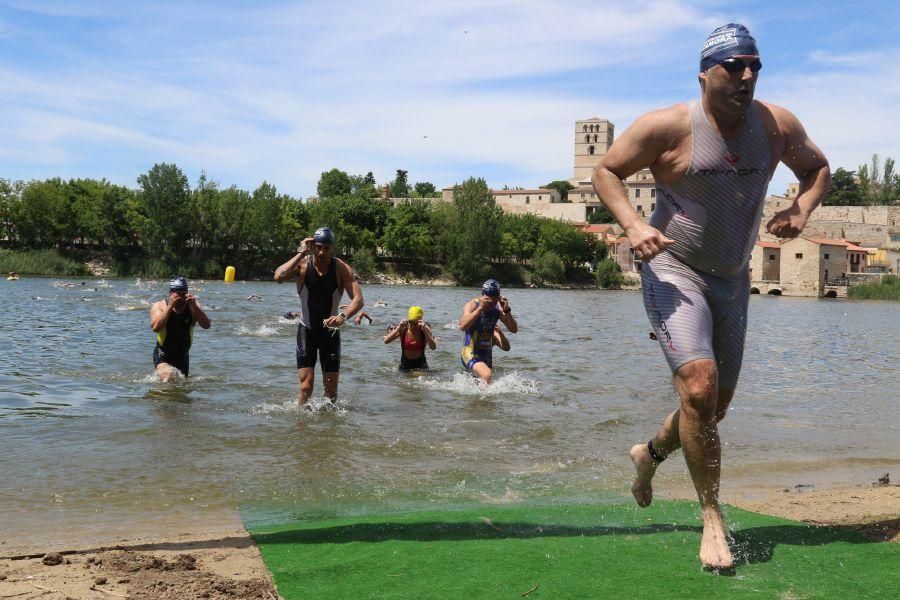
[383,305,437,371]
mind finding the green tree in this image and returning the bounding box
[192,173,221,258]
[543,180,575,202]
[216,185,252,255]
[99,183,140,257]
[276,195,309,256]
[349,173,379,198]
[382,200,434,265]
[427,201,458,262]
[881,157,897,205]
[595,258,624,289]
[244,181,281,269]
[446,178,502,284]
[587,205,615,223]
[17,178,70,247]
[0,179,23,245]
[390,169,409,198]
[413,181,438,197]
[857,164,871,206]
[531,251,565,284]
[824,168,866,206]
[351,247,377,278]
[338,195,390,238]
[537,218,594,267]
[136,163,192,260]
[499,213,541,262]
[317,168,352,199]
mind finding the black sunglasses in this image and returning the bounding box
[719,57,762,73]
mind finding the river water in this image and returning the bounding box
[1,277,897,552]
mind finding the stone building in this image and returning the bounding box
[760,195,900,248]
[749,241,781,282]
[492,189,561,205]
[573,118,614,183]
[624,168,657,217]
[779,236,851,296]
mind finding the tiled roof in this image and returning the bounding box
[802,235,852,247]
[756,241,781,249]
[582,224,616,234]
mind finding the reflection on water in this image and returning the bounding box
[0,277,898,550]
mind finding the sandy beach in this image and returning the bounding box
[1,483,895,600]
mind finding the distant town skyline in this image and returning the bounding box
[1,1,898,199]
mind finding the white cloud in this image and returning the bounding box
[762,49,900,191]
[6,0,896,199]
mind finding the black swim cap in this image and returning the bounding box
[700,23,759,72]
[169,276,188,292]
[314,227,336,245]
[481,279,501,297]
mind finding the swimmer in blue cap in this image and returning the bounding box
[458,279,517,383]
[149,275,211,381]
[591,23,831,570]
[274,226,365,405]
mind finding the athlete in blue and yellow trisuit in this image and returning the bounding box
[149,276,211,381]
[459,279,517,383]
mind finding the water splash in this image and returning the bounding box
[411,372,541,397]
[235,324,279,337]
[252,396,348,416]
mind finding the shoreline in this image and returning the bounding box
[2,483,895,599]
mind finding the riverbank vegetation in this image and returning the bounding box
[848,275,900,300]
[0,165,624,288]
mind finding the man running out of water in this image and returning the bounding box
[459,279,518,383]
[592,24,830,570]
[149,276,211,381]
[383,305,437,371]
[274,227,364,405]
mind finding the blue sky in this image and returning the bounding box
[1,0,899,198]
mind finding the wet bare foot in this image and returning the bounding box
[629,443,657,507]
[699,506,733,570]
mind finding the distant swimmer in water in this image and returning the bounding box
[246,293,263,302]
[492,325,511,352]
[274,227,364,405]
[383,306,436,371]
[283,311,300,320]
[149,276,212,381]
[459,279,517,383]
[340,303,372,324]
[591,23,829,570]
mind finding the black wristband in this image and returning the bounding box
[339,312,347,320]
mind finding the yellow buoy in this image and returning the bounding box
[224,266,235,283]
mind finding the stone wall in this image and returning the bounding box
[760,197,900,247]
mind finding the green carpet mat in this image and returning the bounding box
[249,500,898,599]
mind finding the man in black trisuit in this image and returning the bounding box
[149,276,211,381]
[274,227,364,405]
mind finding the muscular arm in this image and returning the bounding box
[384,323,406,344]
[591,107,681,260]
[274,242,310,283]
[149,300,171,333]
[187,297,211,330]
[458,299,482,331]
[763,103,831,238]
[493,327,510,351]
[421,324,437,349]
[498,311,517,333]
[337,260,364,320]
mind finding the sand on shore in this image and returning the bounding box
[1,484,896,599]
